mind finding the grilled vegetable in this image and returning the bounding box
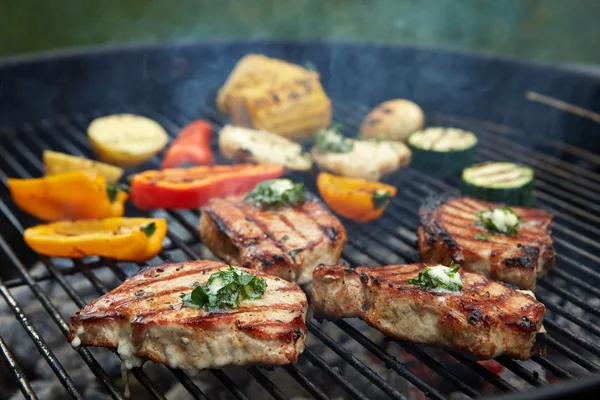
[129,164,285,210]
[360,99,424,141]
[218,54,332,142]
[316,172,397,222]
[312,126,411,181]
[88,114,169,168]
[406,263,463,292]
[245,179,307,209]
[43,150,123,184]
[408,127,477,175]
[219,125,312,171]
[461,162,534,206]
[23,218,166,262]
[8,171,127,221]
[181,266,267,311]
[161,120,214,169]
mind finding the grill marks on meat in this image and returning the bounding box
[418,196,555,290]
[312,263,546,360]
[200,196,346,285]
[68,261,307,370]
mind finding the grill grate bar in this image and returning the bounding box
[303,349,368,400]
[547,258,600,294]
[209,370,250,400]
[0,334,39,400]
[543,319,600,358]
[495,357,546,387]
[282,364,330,400]
[448,352,516,393]
[5,273,54,288]
[333,320,477,398]
[537,280,600,317]
[538,335,600,372]
[536,294,600,337]
[247,367,289,400]
[530,356,574,380]
[0,272,83,399]
[308,322,407,400]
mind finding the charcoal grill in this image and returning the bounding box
[1,40,600,400]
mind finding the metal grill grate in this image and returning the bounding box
[1,99,599,400]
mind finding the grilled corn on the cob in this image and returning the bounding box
[217,54,332,142]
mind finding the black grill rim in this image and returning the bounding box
[1,41,600,400]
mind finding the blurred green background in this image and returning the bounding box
[1,0,599,66]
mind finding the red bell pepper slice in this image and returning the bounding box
[130,164,285,210]
[161,120,215,169]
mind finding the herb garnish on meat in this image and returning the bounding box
[407,262,463,292]
[477,206,522,236]
[245,179,307,209]
[182,267,267,311]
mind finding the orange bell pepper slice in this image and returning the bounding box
[8,171,127,221]
[23,218,167,262]
[317,172,397,222]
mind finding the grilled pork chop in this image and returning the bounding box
[200,195,346,285]
[418,196,555,290]
[68,261,307,370]
[312,263,546,360]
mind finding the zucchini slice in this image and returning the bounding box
[408,127,477,176]
[461,162,535,206]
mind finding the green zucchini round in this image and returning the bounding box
[408,127,477,176]
[461,162,535,207]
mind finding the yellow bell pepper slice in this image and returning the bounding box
[43,150,124,184]
[7,171,127,221]
[24,218,167,262]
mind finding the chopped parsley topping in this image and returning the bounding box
[181,266,267,311]
[245,179,307,209]
[315,124,354,154]
[477,206,522,236]
[473,233,491,241]
[106,183,129,202]
[407,262,463,292]
[372,190,393,210]
[141,222,156,237]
